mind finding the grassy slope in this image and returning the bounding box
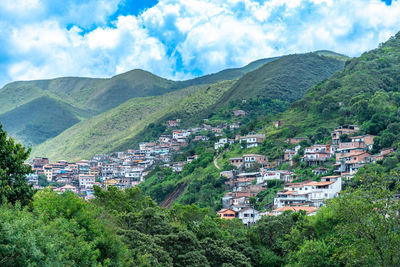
[216,52,346,106]
[31,80,235,161]
[0,96,82,145]
[269,32,400,139]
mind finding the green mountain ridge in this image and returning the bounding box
[31,51,345,161]
[1,56,282,148]
[271,31,400,144]
[216,52,347,107]
[31,81,235,161]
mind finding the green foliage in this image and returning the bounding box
[0,125,34,206]
[0,190,128,266]
[274,32,400,151]
[216,52,345,106]
[0,97,81,146]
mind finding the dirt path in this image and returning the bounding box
[214,157,221,170]
[161,183,187,208]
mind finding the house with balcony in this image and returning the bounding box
[274,176,342,208]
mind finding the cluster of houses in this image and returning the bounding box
[218,124,395,226]
[214,133,266,150]
[27,117,252,199]
[28,117,395,227]
[218,152,298,226]
[284,125,394,179]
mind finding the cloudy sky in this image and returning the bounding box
[0,0,399,87]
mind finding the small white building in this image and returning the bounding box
[237,208,261,226]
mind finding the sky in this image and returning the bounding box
[0,0,399,87]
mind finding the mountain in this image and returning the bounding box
[31,81,235,161]
[0,96,87,145]
[175,57,279,88]
[0,57,281,147]
[31,51,347,161]
[272,31,400,148]
[216,52,347,107]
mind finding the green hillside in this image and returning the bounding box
[31,50,348,161]
[175,57,279,88]
[272,31,400,148]
[31,81,234,161]
[0,96,83,145]
[1,57,281,147]
[216,52,347,106]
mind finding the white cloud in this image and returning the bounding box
[1,0,400,87]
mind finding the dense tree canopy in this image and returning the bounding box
[0,125,34,206]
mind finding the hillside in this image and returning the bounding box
[31,81,235,161]
[175,57,279,88]
[216,52,347,106]
[0,96,85,145]
[271,31,400,148]
[30,50,348,161]
[0,57,281,147]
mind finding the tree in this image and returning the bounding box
[0,125,34,206]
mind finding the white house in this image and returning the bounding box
[239,134,265,148]
[274,176,342,208]
[78,174,95,188]
[258,170,294,184]
[237,208,261,225]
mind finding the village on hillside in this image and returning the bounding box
[28,112,394,227]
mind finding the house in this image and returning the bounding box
[274,176,342,208]
[237,208,261,226]
[43,165,53,182]
[272,206,318,216]
[103,178,119,189]
[214,138,234,150]
[284,149,297,161]
[78,174,95,188]
[233,110,246,116]
[171,162,186,172]
[239,134,265,148]
[230,157,243,167]
[58,184,78,193]
[303,144,331,165]
[193,135,209,142]
[167,120,180,127]
[220,170,235,179]
[335,151,371,175]
[258,170,294,184]
[217,209,236,220]
[172,130,190,139]
[243,154,269,168]
[331,125,359,145]
[366,148,394,163]
[32,157,49,171]
[212,127,224,134]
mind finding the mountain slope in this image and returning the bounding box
[270,32,400,148]
[31,81,234,161]
[0,96,83,145]
[1,57,281,147]
[175,57,279,88]
[216,52,347,106]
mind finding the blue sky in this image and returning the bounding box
[0,0,399,87]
